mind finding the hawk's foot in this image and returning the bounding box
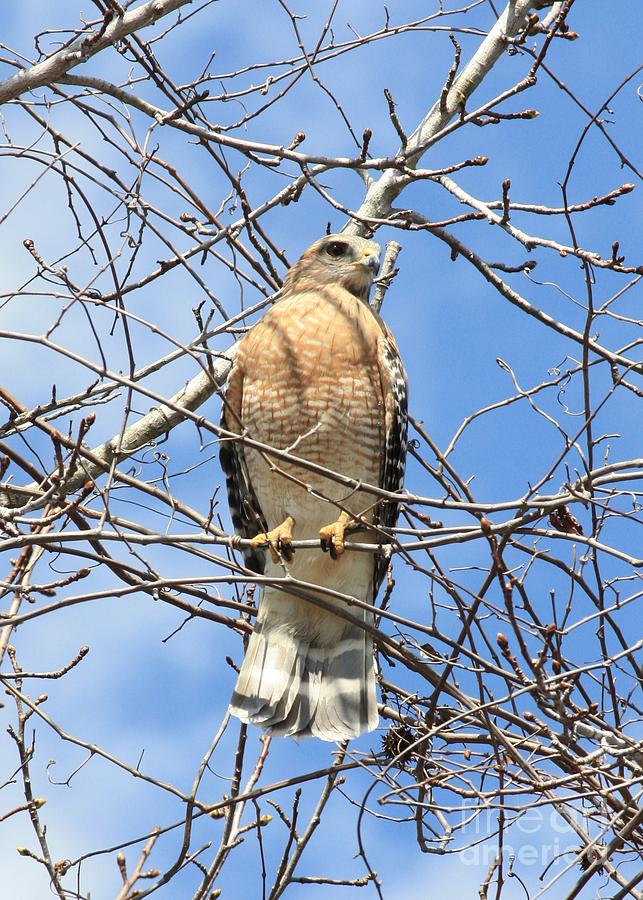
[319,510,353,560]
[251,515,295,563]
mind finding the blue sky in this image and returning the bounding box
[0,1,641,898]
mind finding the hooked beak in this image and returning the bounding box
[358,251,380,275]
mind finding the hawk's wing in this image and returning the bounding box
[373,320,408,597]
[219,358,267,574]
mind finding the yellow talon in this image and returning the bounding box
[251,515,295,563]
[319,510,353,560]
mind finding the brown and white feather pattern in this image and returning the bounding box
[221,234,408,741]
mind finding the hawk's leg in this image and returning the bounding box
[251,515,295,563]
[319,510,354,560]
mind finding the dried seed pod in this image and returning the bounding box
[381,724,417,763]
[549,505,583,535]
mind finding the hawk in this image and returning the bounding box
[220,234,407,741]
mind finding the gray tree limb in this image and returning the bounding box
[0,0,194,106]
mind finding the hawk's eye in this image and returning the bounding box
[326,241,347,258]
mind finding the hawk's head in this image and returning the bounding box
[284,234,380,301]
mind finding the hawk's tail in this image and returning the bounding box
[229,605,378,742]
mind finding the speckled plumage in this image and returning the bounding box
[220,234,408,741]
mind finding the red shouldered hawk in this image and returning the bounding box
[220,234,407,741]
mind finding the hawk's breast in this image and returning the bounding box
[237,286,385,527]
